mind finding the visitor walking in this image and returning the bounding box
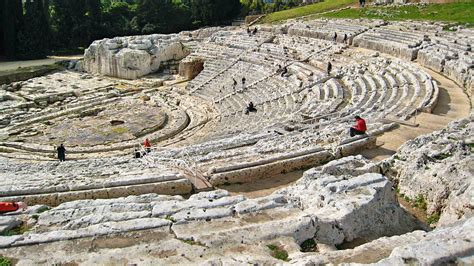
[281,66,288,77]
[0,202,27,213]
[333,32,337,42]
[327,61,332,75]
[349,115,367,137]
[242,77,246,87]
[57,144,66,162]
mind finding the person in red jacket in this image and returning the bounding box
[0,202,27,213]
[350,115,367,137]
[143,138,152,153]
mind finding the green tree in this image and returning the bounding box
[0,0,23,59]
[16,0,50,59]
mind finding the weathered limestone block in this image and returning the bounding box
[209,150,333,186]
[83,35,189,79]
[383,114,474,226]
[179,56,204,80]
[291,216,474,264]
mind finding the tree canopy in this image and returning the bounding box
[0,0,242,60]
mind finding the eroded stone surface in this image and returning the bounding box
[383,113,474,226]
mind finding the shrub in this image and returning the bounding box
[164,215,176,222]
[267,244,289,261]
[300,238,317,252]
[0,256,12,266]
[413,194,427,211]
[427,212,441,225]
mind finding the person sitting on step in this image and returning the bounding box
[245,101,257,115]
[350,115,367,137]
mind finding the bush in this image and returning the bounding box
[427,212,440,225]
[413,194,427,211]
[267,244,289,261]
[300,238,317,252]
[0,256,12,266]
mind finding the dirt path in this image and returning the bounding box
[361,66,471,161]
[0,55,83,72]
[219,170,305,198]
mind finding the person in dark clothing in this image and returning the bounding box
[343,33,348,44]
[247,27,251,36]
[134,149,142,159]
[242,77,246,86]
[350,115,367,137]
[252,27,258,35]
[57,144,66,162]
[333,32,337,42]
[233,77,237,89]
[327,61,332,75]
[245,101,257,115]
[281,66,288,77]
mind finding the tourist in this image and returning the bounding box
[245,101,257,115]
[134,148,142,159]
[327,61,332,75]
[349,115,367,137]
[343,33,348,44]
[333,32,337,42]
[281,66,288,77]
[242,77,246,87]
[252,27,258,35]
[247,27,251,36]
[143,138,152,153]
[57,144,66,162]
[0,201,27,213]
[233,77,237,89]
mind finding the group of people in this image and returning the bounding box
[134,138,152,158]
[246,27,258,36]
[55,138,154,161]
[231,77,247,91]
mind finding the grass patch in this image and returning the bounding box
[433,152,452,160]
[110,126,128,134]
[413,194,427,211]
[180,239,205,246]
[36,205,50,213]
[300,238,317,252]
[164,215,176,223]
[427,212,440,225]
[393,155,406,161]
[0,223,30,237]
[322,2,474,26]
[467,143,474,152]
[260,0,354,24]
[267,244,289,261]
[0,256,12,266]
